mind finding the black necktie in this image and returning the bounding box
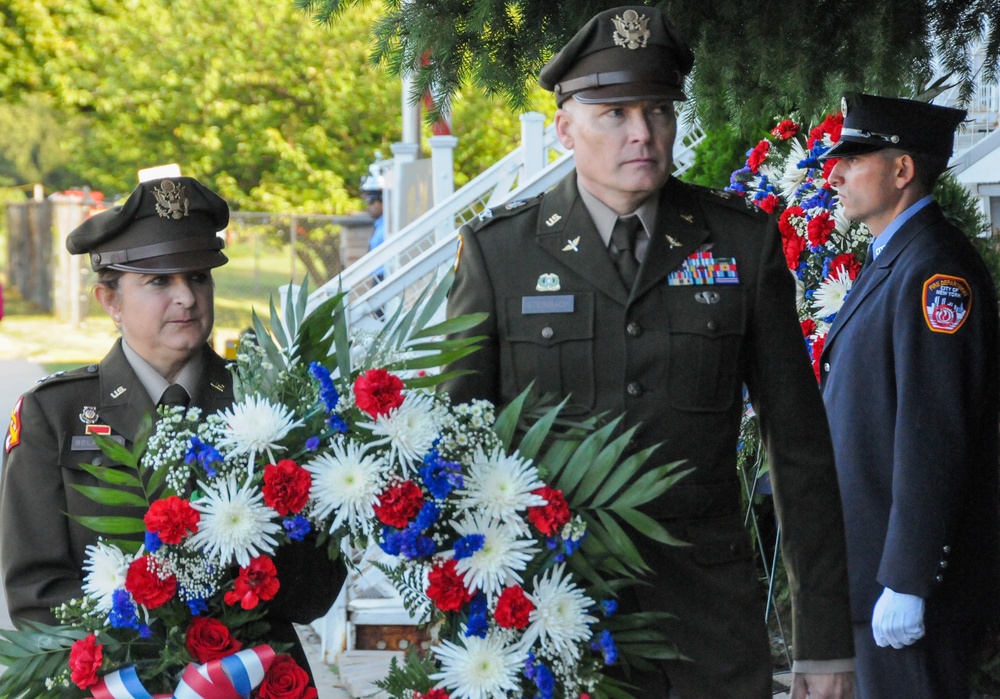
[159,384,190,408]
[611,216,643,289]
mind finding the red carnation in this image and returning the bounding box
[778,206,806,240]
[782,232,807,271]
[755,193,780,214]
[185,616,243,663]
[68,634,103,689]
[800,318,817,338]
[770,119,800,140]
[353,369,405,418]
[747,139,771,173]
[144,495,199,544]
[125,555,177,609]
[426,559,473,612]
[415,690,451,699]
[811,334,827,383]
[263,459,312,515]
[806,211,835,247]
[830,253,861,281]
[821,157,839,184]
[807,112,843,149]
[527,487,571,536]
[494,585,534,629]
[224,555,281,610]
[374,480,425,529]
[258,654,318,699]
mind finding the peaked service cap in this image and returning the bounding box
[66,177,229,273]
[819,92,967,160]
[538,5,694,105]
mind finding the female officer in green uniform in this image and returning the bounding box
[0,176,341,670]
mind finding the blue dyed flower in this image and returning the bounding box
[309,362,340,411]
[592,628,619,664]
[186,596,208,615]
[380,529,403,556]
[305,436,320,452]
[328,415,348,434]
[465,593,489,638]
[398,528,436,558]
[414,501,440,531]
[420,450,464,499]
[283,515,311,541]
[185,437,222,478]
[454,534,485,560]
[144,531,163,554]
[601,599,619,617]
[108,589,138,630]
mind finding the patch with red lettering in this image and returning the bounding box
[5,396,23,453]
[923,274,972,334]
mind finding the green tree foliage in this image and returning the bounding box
[295,0,999,132]
[0,0,538,212]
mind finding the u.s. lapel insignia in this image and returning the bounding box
[110,386,127,399]
[562,236,581,252]
[79,406,98,424]
[665,235,683,248]
[211,382,226,392]
[536,273,561,292]
[680,213,694,223]
[545,214,562,227]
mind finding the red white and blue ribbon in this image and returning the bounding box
[90,645,275,699]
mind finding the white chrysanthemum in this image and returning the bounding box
[520,563,597,659]
[82,540,133,613]
[359,391,445,476]
[187,474,281,567]
[216,395,303,475]
[778,138,811,202]
[814,266,854,318]
[456,447,546,528]
[430,629,525,699]
[453,513,538,599]
[305,441,388,535]
[792,272,806,311]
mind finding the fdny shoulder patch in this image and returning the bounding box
[923,274,972,334]
[5,396,23,453]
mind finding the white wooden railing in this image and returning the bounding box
[306,111,705,331]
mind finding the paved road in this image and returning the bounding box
[0,359,47,631]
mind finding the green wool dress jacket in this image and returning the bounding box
[441,172,854,668]
[0,340,341,657]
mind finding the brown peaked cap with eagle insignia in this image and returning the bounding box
[538,5,694,105]
[66,176,229,273]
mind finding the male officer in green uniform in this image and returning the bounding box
[441,6,854,698]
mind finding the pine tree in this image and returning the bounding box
[295,0,1000,130]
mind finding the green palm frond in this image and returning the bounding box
[496,388,693,580]
[0,621,86,699]
[69,414,157,548]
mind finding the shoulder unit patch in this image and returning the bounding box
[923,274,972,334]
[5,395,23,453]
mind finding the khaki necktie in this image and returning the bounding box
[611,216,643,289]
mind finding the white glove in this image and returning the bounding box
[871,587,925,648]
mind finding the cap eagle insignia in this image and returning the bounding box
[153,180,190,219]
[612,10,650,50]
